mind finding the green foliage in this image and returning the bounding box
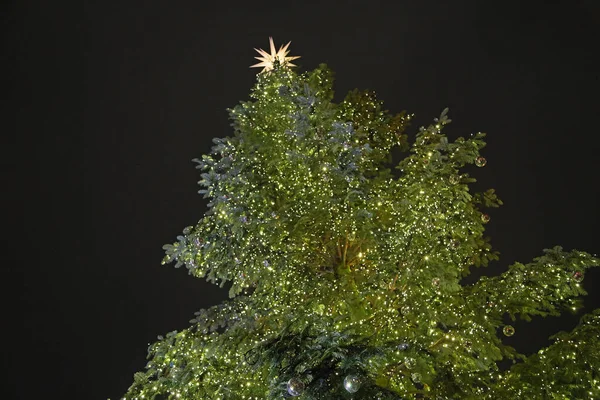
[126,62,599,400]
[493,310,600,399]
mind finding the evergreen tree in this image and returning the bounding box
[123,39,599,400]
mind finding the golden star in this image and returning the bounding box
[250,37,300,73]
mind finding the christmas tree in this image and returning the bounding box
[123,38,600,399]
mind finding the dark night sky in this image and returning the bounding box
[6,1,600,399]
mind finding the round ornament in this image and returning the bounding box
[410,372,422,383]
[287,378,305,397]
[572,271,584,282]
[481,214,490,223]
[503,325,515,337]
[169,366,181,379]
[404,357,416,368]
[397,342,410,351]
[432,277,441,288]
[343,374,361,393]
[449,174,460,185]
[475,156,487,167]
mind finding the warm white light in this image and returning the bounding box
[250,37,300,73]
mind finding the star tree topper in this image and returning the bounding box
[250,37,300,73]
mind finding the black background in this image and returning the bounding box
[6,1,600,399]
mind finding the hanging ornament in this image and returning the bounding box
[398,342,410,351]
[313,303,325,315]
[286,378,305,396]
[481,214,490,223]
[475,156,487,167]
[343,374,362,393]
[503,325,515,337]
[401,305,410,315]
[449,174,460,185]
[572,271,584,282]
[169,366,181,380]
[397,342,410,351]
[410,372,422,383]
[464,340,473,349]
[432,277,441,288]
[404,357,416,369]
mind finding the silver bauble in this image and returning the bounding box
[286,378,305,396]
[343,374,361,393]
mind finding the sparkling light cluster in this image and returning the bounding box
[124,58,599,399]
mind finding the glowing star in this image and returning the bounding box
[250,37,300,73]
